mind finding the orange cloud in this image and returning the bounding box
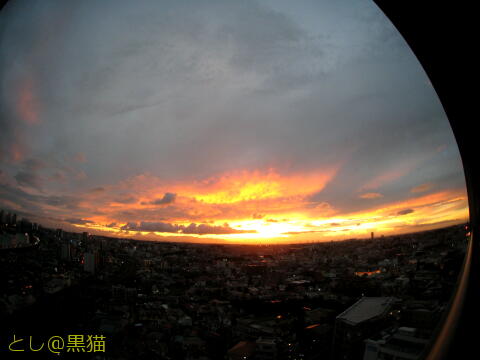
[174,168,337,204]
[359,192,383,199]
[376,190,465,214]
[53,168,468,244]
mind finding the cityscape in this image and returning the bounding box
[0,209,469,359]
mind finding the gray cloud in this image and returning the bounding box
[148,192,177,206]
[113,196,137,204]
[0,181,83,228]
[22,158,47,171]
[43,194,81,209]
[65,218,93,225]
[120,220,254,235]
[0,0,467,233]
[14,170,43,189]
[89,187,105,193]
[122,221,180,233]
[182,223,255,235]
[397,209,414,216]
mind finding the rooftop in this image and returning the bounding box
[228,341,256,359]
[336,297,395,325]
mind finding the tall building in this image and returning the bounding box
[332,297,395,360]
[19,218,32,233]
[0,234,10,249]
[371,232,374,240]
[84,252,96,273]
[5,212,11,225]
[61,241,71,261]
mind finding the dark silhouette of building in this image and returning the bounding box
[332,297,395,360]
[363,327,430,360]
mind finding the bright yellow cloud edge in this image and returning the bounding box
[71,169,469,244]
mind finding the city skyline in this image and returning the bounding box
[0,0,468,244]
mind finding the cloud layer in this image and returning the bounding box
[0,0,468,243]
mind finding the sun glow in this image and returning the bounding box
[179,168,338,204]
[66,168,468,244]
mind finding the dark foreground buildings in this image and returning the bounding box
[0,211,468,359]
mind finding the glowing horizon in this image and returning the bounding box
[65,168,468,245]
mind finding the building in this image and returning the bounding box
[5,212,11,226]
[0,233,9,249]
[332,297,396,360]
[61,242,71,261]
[363,327,430,360]
[303,323,333,360]
[84,252,96,273]
[255,337,277,360]
[227,341,256,360]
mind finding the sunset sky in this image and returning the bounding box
[0,0,468,244]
